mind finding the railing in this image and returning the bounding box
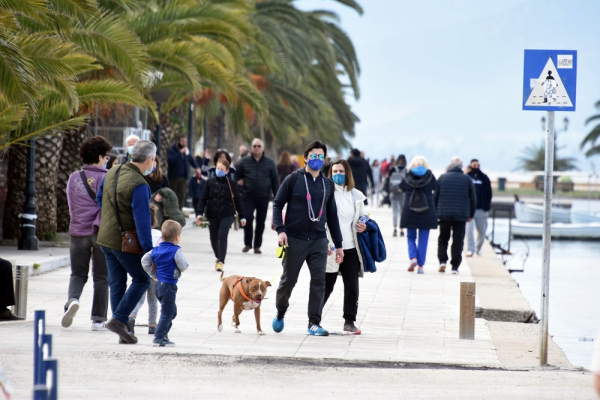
[32,311,58,400]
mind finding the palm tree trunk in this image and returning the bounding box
[3,145,27,240]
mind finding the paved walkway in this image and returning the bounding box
[2,205,591,398]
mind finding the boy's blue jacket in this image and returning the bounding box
[358,219,386,273]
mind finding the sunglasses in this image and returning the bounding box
[253,145,262,148]
[308,154,325,160]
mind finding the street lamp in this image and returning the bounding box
[18,139,39,250]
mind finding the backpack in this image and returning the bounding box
[408,188,429,213]
[388,167,403,194]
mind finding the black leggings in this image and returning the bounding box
[208,216,235,263]
[323,248,360,323]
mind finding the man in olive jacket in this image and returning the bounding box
[235,138,279,254]
[97,140,156,344]
[434,156,476,274]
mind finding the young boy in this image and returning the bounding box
[141,220,188,347]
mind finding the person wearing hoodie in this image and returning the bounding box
[399,156,438,274]
[465,159,492,256]
[323,159,367,335]
[196,159,246,272]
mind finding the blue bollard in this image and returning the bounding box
[33,384,48,400]
[33,310,45,386]
[44,358,58,400]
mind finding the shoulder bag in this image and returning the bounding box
[110,165,144,254]
[79,170,97,202]
[226,177,240,231]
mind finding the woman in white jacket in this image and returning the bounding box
[324,159,367,335]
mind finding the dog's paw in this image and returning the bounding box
[218,324,223,332]
[258,330,266,336]
[235,328,241,333]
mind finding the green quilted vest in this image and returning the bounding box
[97,163,149,250]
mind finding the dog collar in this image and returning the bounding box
[231,277,252,302]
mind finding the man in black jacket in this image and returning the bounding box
[235,138,279,254]
[435,157,476,273]
[347,149,373,204]
[466,158,493,257]
[167,135,202,210]
[272,141,344,336]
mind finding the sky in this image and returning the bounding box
[297,0,600,173]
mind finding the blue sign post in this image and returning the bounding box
[522,49,577,367]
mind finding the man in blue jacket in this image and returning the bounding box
[272,141,344,336]
[435,157,476,274]
[466,158,493,257]
[167,135,202,210]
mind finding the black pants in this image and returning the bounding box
[324,248,360,323]
[0,258,15,309]
[65,234,109,321]
[171,177,187,211]
[275,237,328,326]
[208,216,235,263]
[438,219,466,270]
[242,194,270,248]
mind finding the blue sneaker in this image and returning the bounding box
[307,324,329,336]
[272,316,284,333]
[417,267,424,274]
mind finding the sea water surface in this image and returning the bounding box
[489,199,600,369]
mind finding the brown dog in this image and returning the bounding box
[218,272,271,335]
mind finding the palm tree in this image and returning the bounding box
[581,100,600,157]
[516,141,578,171]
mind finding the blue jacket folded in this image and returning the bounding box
[358,219,386,273]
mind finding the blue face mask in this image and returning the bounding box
[150,166,156,174]
[307,159,324,171]
[411,165,427,176]
[103,162,108,169]
[128,147,133,155]
[215,169,227,178]
[332,174,345,186]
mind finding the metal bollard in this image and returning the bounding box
[12,264,29,319]
[459,282,476,340]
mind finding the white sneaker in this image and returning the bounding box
[466,252,474,258]
[91,322,107,331]
[476,250,483,256]
[451,269,459,275]
[61,300,80,328]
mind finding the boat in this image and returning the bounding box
[571,212,600,224]
[511,221,600,239]
[513,201,571,223]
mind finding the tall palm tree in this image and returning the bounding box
[516,141,578,172]
[581,100,600,157]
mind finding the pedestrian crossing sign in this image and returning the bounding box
[522,49,577,112]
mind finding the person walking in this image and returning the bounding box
[323,160,366,335]
[347,149,373,204]
[387,154,407,237]
[370,159,382,207]
[62,136,112,330]
[167,135,202,210]
[96,140,156,344]
[272,141,344,336]
[119,134,139,164]
[465,159,492,257]
[277,151,297,184]
[400,156,437,274]
[435,157,476,274]
[235,138,279,254]
[196,159,246,272]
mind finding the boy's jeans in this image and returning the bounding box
[155,281,178,340]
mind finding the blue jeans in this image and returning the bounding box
[407,229,430,267]
[155,281,178,340]
[101,247,150,324]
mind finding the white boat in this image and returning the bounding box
[571,212,600,224]
[513,201,571,223]
[512,221,600,239]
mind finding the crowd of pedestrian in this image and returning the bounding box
[17,128,495,344]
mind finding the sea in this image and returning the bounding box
[489,199,600,369]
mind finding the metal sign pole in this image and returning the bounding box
[539,110,555,366]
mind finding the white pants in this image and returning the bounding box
[466,209,488,253]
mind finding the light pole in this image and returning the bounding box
[540,116,569,170]
[19,139,39,250]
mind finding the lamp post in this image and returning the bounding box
[540,116,569,170]
[18,139,39,250]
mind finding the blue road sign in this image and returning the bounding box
[522,49,577,112]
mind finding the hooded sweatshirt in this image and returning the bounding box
[399,168,438,230]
